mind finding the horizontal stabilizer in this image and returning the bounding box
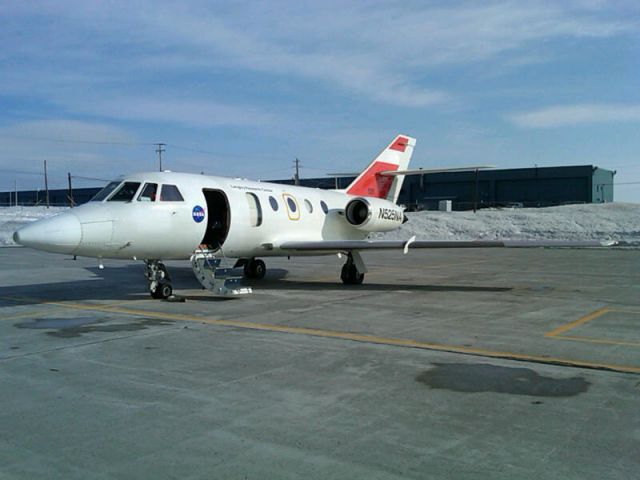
[379,165,495,176]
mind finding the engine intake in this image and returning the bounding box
[344,197,404,232]
[345,198,370,226]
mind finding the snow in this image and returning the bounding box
[375,203,640,243]
[1,203,639,247]
[0,206,67,246]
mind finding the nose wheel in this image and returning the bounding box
[145,260,173,299]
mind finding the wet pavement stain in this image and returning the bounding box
[15,317,173,338]
[416,363,590,397]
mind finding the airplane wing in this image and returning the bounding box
[279,237,615,253]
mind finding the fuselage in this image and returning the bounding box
[13,171,404,260]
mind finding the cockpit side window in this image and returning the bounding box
[91,181,121,202]
[108,182,141,202]
[138,183,158,202]
[160,184,184,201]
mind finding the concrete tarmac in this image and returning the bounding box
[0,247,639,479]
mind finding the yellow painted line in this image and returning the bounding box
[608,308,640,315]
[11,298,640,375]
[545,307,610,337]
[0,310,51,322]
[552,335,640,348]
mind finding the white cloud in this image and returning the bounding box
[0,120,134,144]
[5,0,634,114]
[75,97,278,128]
[510,104,640,128]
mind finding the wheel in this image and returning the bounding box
[158,282,173,299]
[341,264,364,285]
[150,282,172,299]
[341,264,351,283]
[253,259,266,279]
[150,284,163,299]
[244,259,266,279]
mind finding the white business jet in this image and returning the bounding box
[13,135,607,298]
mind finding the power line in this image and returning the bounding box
[70,175,113,182]
[0,134,153,146]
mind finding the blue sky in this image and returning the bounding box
[1,0,639,201]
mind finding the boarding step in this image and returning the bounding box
[190,250,252,297]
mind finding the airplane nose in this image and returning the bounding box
[13,212,82,254]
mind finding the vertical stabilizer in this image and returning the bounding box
[346,135,416,203]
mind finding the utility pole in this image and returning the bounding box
[293,158,300,186]
[67,172,74,207]
[44,160,50,208]
[473,168,479,213]
[14,180,17,206]
[155,143,166,171]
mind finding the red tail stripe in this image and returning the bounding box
[346,161,398,198]
[389,136,408,152]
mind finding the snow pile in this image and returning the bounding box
[0,206,66,246]
[375,203,640,243]
[1,203,639,247]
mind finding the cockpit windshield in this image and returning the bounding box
[90,181,122,202]
[138,183,158,202]
[108,182,141,202]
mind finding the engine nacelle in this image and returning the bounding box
[344,197,404,232]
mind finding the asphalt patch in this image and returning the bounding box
[15,317,173,338]
[416,362,590,397]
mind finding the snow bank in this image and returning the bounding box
[376,203,640,243]
[0,206,66,246]
[1,203,639,247]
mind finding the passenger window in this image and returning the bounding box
[138,183,158,202]
[160,184,184,201]
[320,201,329,214]
[283,194,300,220]
[269,196,279,211]
[91,181,121,201]
[304,199,313,213]
[108,182,141,202]
[246,193,263,227]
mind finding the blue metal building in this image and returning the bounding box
[0,165,615,210]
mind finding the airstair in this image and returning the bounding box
[190,248,252,297]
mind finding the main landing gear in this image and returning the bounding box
[145,260,173,299]
[341,252,365,285]
[243,258,266,280]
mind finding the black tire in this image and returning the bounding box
[150,285,163,299]
[341,264,351,284]
[341,264,364,285]
[245,259,266,279]
[253,259,266,279]
[159,283,173,299]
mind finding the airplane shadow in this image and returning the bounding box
[0,263,511,308]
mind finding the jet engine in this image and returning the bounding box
[344,197,404,233]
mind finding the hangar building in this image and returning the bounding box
[1,165,615,210]
[275,165,615,211]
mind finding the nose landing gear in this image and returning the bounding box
[145,260,173,299]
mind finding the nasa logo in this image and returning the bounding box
[192,205,205,223]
